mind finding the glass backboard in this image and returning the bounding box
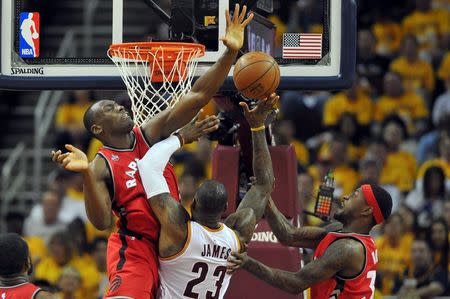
[0,0,356,90]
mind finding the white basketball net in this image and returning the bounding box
[108,44,203,127]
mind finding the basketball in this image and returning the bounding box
[32,32,39,39]
[233,52,280,100]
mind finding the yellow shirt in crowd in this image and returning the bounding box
[390,57,435,93]
[55,103,91,130]
[35,256,101,299]
[372,21,403,55]
[375,92,428,125]
[438,51,450,81]
[318,142,366,165]
[376,233,413,295]
[25,236,48,263]
[402,9,450,51]
[292,139,310,166]
[323,91,373,126]
[379,151,417,192]
[308,164,358,197]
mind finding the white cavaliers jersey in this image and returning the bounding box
[158,221,242,299]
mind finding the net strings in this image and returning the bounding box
[108,46,201,127]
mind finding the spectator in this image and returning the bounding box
[381,116,417,192]
[356,29,391,96]
[322,78,373,129]
[372,13,403,57]
[432,76,450,127]
[376,213,412,295]
[417,131,450,187]
[390,35,435,96]
[437,51,450,82]
[393,239,447,298]
[56,267,82,299]
[296,172,318,226]
[416,114,450,165]
[397,205,418,242]
[23,190,66,241]
[407,166,447,229]
[178,173,199,212]
[272,119,309,166]
[402,0,450,59]
[375,72,429,136]
[34,232,99,299]
[428,219,449,268]
[90,237,108,299]
[309,135,358,197]
[444,201,450,227]
[358,159,402,211]
[54,91,93,151]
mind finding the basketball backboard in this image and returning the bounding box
[0,0,356,90]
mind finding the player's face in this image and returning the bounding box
[97,100,134,134]
[334,189,363,223]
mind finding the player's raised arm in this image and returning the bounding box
[143,4,254,144]
[51,145,112,230]
[264,197,330,249]
[137,114,220,257]
[224,94,278,245]
[227,238,364,293]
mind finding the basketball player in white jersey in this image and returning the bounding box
[136,93,279,298]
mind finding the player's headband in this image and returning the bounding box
[361,184,384,224]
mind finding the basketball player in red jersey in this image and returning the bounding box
[0,233,55,299]
[228,184,392,298]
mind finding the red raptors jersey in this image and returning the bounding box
[0,282,42,298]
[310,232,378,299]
[98,127,180,242]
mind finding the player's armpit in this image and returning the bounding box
[224,207,256,248]
[265,198,327,248]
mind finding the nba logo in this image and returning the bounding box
[19,12,40,58]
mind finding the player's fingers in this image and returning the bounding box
[197,115,217,130]
[65,144,77,152]
[233,3,240,23]
[62,157,71,168]
[191,109,204,123]
[239,5,247,23]
[239,102,250,113]
[51,150,61,162]
[225,9,231,27]
[202,124,220,135]
[241,13,254,27]
[56,153,70,163]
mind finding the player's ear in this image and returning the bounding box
[26,256,33,275]
[91,124,102,136]
[361,206,373,217]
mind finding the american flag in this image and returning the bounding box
[282,33,323,59]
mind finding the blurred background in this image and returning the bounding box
[0,0,449,298]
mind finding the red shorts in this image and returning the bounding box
[105,233,158,298]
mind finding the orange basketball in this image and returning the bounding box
[233,52,280,100]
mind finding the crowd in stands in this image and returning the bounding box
[3,0,448,298]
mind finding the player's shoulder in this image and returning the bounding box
[328,237,365,257]
[90,154,110,180]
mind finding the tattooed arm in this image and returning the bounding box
[264,197,330,248]
[228,238,365,293]
[225,94,278,245]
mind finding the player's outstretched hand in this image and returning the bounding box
[227,251,248,275]
[240,93,279,128]
[51,144,89,172]
[220,4,254,52]
[178,110,220,144]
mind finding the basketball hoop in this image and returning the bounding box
[108,42,205,126]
